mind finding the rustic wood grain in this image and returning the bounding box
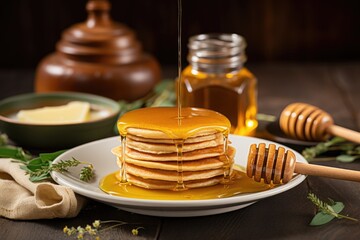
[0,63,359,239]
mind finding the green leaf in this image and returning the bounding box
[39,150,66,162]
[310,212,336,226]
[329,202,344,216]
[19,150,66,177]
[0,146,31,161]
[19,165,31,172]
[0,147,19,157]
[336,154,359,163]
[301,137,358,162]
[25,157,48,171]
[29,173,50,182]
[307,192,357,225]
[325,137,347,147]
[310,202,344,226]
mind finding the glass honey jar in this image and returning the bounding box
[180,33,258,135]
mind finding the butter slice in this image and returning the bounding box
[17,101,90,124]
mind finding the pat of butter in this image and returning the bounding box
[17,101,91,124]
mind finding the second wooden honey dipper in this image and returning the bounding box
[279,102,360,144]
[247,143,360,184]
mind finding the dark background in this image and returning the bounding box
[1,0,360,69]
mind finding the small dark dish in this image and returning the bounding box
[264,121,319,152]
[0,92,120,150]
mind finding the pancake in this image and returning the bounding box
[126,127,219,139]
[125,163,225,182]
[112,145,235,171]
[125,173,224,190]
[127,132,223,144]
[126,135,224,154]
[125,144,225,161]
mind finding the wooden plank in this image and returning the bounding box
[249,62,359,130]
[0,64,359,240]
[329,63,360,131]
[0,202,161,240]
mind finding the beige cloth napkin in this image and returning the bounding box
[0,158,85,220]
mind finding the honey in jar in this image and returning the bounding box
[180,34,258,135]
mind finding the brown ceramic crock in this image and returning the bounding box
[35,0,161,101]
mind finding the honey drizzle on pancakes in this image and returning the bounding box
[117,107,230,139]
[119,135,127,183]
[174,139,185,190]
[116,107,231,190]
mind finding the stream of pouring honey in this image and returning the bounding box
[99,0,273,200]
[177,0,182,121]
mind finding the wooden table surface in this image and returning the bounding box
[1,62,360,240]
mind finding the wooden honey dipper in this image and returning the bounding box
[247,143,360,184]
[279,102,360,144]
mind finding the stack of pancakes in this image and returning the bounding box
[112,127,235,190]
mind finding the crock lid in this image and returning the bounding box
[56,0,142,64]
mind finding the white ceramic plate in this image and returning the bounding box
[51,135,307,217]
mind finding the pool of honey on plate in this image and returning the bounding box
[99,166,274,200]
[99,107,274,200]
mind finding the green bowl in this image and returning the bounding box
[0,92,120,150]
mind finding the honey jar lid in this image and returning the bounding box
[56,0,142,64]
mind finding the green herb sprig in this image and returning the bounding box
[118,80,175,117]
[0,136,94,182]
[22,157,94,182]
[307,192,358,226]
[80,163,95,182]
[63,220,144,239]
[0,134,32,161]
[302,137,360,162]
